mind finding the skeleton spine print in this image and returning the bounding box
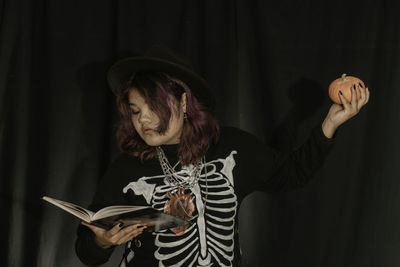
[123,151,238,266]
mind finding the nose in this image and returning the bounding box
[138,108,152,124]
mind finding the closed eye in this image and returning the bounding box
[129,103,140,115]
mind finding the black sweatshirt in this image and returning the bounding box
[76,125,335,266]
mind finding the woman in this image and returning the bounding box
[75,46,369,266]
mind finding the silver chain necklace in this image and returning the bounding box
[156,146,204,189]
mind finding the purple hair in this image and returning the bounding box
[116,71,220,165]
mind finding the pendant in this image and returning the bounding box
[163,187,195,235]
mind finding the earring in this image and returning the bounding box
[183,112,188,120]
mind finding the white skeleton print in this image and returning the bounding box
[123,151,238,266]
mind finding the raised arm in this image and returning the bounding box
[233,83,369,195]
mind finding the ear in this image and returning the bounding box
[180,92,187,113]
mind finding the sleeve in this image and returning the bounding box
[74,154,130,265]
[75,225,115,266]
[233,122,335,195]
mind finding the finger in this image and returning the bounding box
[110,224,145,241]
[122,220,142,226]
[107,222,125,236]
[81,221,91,227]
[350,84,358,110]
[121,224,147,235]
[103,224,135,245]
[122,226,147,243]
[338,91,351,110]
[357,83,367,108]
[112,225,147,245]
[117,227,147,245]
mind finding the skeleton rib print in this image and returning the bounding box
[123,151,238,267]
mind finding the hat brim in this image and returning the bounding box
[107,56,215,109]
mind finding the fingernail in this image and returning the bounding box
[119,222,124,227]
[339,90,343,95]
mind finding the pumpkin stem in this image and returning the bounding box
[341,73,347,80]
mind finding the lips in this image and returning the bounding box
[142,127,156,135]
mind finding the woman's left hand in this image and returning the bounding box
[322,84,370,138]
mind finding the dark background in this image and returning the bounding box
[1,0,399,266]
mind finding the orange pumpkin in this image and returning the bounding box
[328,74,364,104]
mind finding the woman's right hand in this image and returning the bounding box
[82,221,147,248]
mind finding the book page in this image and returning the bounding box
[93,205,150,221]
[42,196,94,222]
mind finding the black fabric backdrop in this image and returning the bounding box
[1,0,399,266]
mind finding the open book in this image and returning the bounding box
[42,196,190,231]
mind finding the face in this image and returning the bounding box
[128,88,186,146]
